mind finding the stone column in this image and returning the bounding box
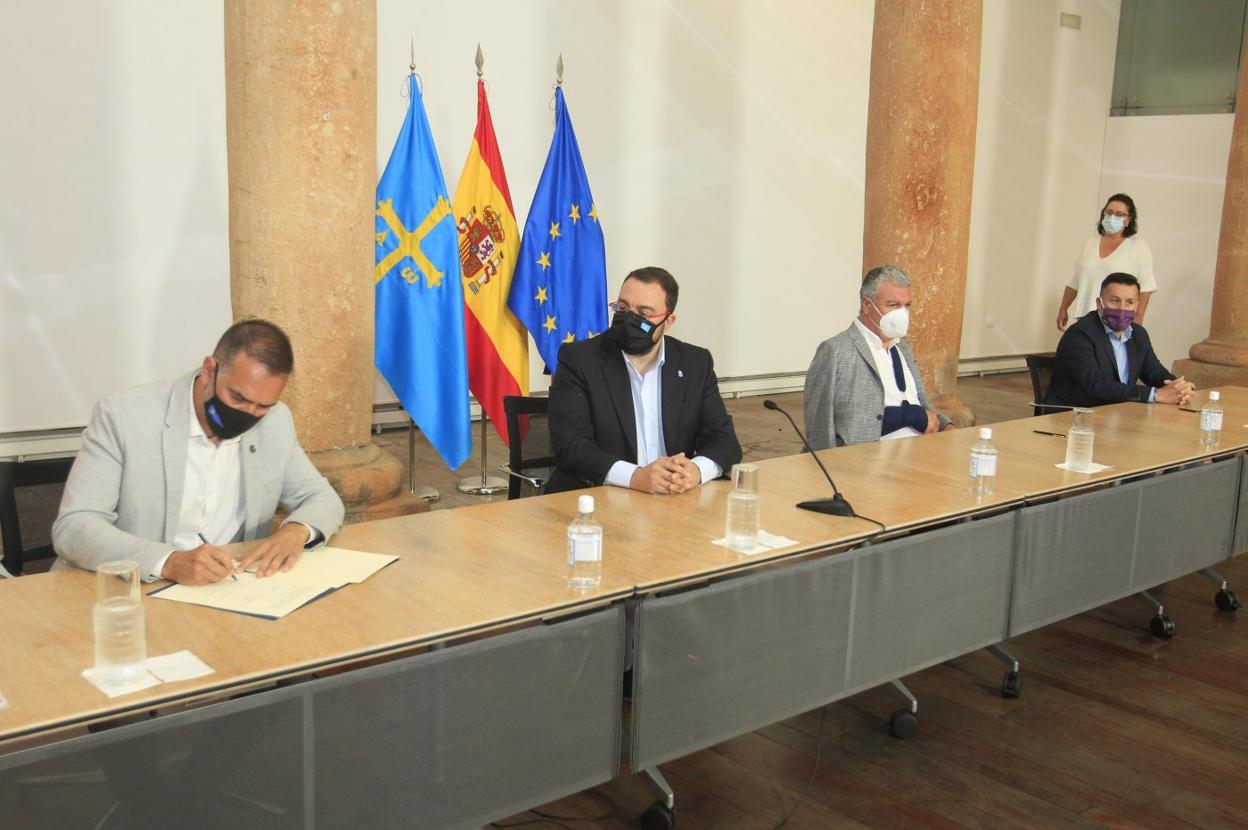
[862,0,982,425]
[225,0,422,521]
[1174,34,1248,388]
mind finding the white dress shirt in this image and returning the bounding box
[605,339,722,488]
[148,376,247,581]
[853,318,918,410]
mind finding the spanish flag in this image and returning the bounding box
[453,80,529,445]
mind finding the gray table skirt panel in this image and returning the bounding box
[630,513,1015,770]
[1132,457,1240,590]
[1010,458,1240,637]
[1235,454,1248,558]
[845,512,1015,696]
[630,549,855,771]
[0,606,625,830]
[1009,482,1141,637]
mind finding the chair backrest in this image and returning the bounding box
[1024,353,1057,417]
[0,458,74,575]
[502,396,555,500]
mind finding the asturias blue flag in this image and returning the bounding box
[508,87,607,374]
[375,75,471,469]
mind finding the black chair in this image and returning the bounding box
[0,458,74,575]
[499,396,554,500]
[1024,353,1059,416]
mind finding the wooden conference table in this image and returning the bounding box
[1,389,1245,829]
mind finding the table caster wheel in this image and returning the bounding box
[1215,589,1240,612]
[889,709,918,740]
[640,801,675,830]
[1150,615,1176,639]
[1001,670,1022,699]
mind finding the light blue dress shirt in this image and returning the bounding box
[605,339,722,488]
[1103,321,1156,403]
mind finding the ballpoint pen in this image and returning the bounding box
[199,532,238,582]
[1033,429,1066,438]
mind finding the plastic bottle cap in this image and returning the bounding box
[1209,391,1220,401]
[578,495,595,514]
[979,427,992,440]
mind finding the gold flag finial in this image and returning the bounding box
[556,53,564,86]
[475,44,484,78]
[409,36,416,74]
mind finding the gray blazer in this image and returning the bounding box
[52,370,344,576]
[803,322,949,449]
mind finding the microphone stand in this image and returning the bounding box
[763,399,856,517]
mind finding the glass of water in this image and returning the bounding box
[1064,407,1096,472]
[725,464,761,552]
[94,560,147,685]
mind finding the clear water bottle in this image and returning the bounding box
[1064,407,1095,472]
[567,494,603,589]
[1200,391,1223,446]
[93,560,147,685]
[725,463,761,552]
[969,427,998,495]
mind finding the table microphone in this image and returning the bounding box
[762,399,856,517]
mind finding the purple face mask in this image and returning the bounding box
[1101,306,1134,332]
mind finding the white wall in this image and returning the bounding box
[962,0,1121,362]
[1099,114,1233,369]
[377,0,875,393]
[0,1,230,433]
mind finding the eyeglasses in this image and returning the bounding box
[1103,209,1130,219]
[609,301,669,322]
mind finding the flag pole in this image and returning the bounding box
[457,44,508,497]
[456,413,508,495]
[407,418,441,503]
[397,36,439,504]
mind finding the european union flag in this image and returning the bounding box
[508,87,607,374]
[375,75,471,469]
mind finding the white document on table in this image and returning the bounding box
[149,547,397,619]
[881,427,921,441]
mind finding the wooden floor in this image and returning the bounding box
[496,554,1248,830]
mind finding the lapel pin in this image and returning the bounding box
[677,369,684,378]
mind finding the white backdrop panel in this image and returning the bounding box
[0,1,230,433]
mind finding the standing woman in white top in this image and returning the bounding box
[1055,193,1156,330]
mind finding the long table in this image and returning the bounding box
[2,389,1246,828]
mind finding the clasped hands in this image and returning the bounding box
[629,452,702,495]
[1155,376,1195,406]
[161,523,311,585]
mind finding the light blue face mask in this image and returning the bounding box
[1101,214,1126,235]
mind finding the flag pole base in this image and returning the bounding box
[409,484,441,503]
[456,475,508,496]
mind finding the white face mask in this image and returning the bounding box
[1101,214,1126,235]
[869,298,910,340]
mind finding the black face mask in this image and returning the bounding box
[609,309,669,356]
[203,363,263,440]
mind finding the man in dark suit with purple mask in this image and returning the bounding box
[1045,272,1195,408]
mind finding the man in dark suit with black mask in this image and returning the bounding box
[1045,272,1195,408]
[546,266,742,495]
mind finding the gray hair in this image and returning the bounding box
[860,265,911,301]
